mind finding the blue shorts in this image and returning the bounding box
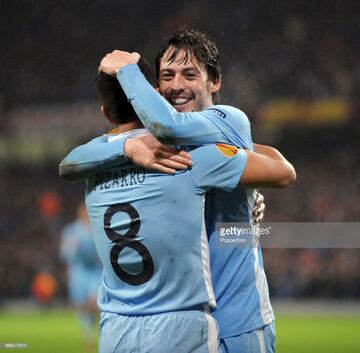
[220,322,275,353]
[99,310,220,353]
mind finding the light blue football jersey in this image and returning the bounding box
[117,65,275,337]
[84,129,246,315]
[60,64,275,337]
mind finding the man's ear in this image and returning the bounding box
[155,86,160,93]
[101,105,115,125]
[211,77,222,94]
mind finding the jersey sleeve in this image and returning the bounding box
[188,144,247,193]
[59,135,128,180]
[117,65,253,148]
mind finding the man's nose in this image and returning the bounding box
[170,75,186,91]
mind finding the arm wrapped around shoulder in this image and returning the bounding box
[238,144,296,188]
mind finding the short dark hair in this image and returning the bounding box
[96,58,156,124]
[155,28,221,103]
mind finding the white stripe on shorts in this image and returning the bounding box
[204,311,219,353]
[256,327,266,353]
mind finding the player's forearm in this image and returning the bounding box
[59,139,127,181]
[254,144,296,188]
[241,162,296,188]
[239,150,296,189]
[117,65,223,145]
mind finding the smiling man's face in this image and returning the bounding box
[158,47,220,112]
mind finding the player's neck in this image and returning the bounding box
[117,121,144,133]
[203,99,215,110]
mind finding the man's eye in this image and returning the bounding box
[161,73,173,80]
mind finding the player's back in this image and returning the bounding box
[85,129,246,316]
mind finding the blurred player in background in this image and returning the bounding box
[95,28,296,353]
[59,202,102,348]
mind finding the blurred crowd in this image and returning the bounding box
[262,131,360,298]
[0,1,358,117]
[0,166,81,301]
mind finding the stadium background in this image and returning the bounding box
[0,1,359,352]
